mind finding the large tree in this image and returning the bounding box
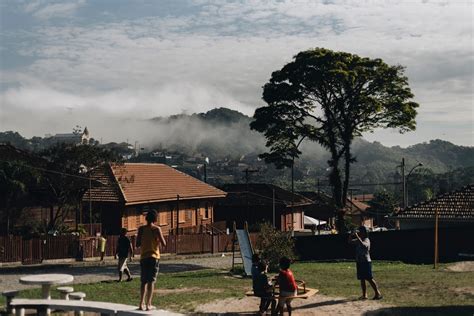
[0,161,41,234]
[251,48,418,231]
[38,143,121,231]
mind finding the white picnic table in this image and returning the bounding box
[19,273,74,316]
[20,273,74,299]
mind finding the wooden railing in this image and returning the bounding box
[0,231,259,264]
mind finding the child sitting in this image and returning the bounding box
[251,253,261,282]
[276,257,297,316]
[252,260,276,315]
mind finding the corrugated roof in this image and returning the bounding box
[111,163,226,205]
[393,185,474,221]
[218,183,313,208]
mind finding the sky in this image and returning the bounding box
[0,0,473,147]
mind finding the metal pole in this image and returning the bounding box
[272,188,275,228]
[176,195,180,235]
[401,158,406,209]
[89,175,92,229]
[434,208,439,269]
[291,158,294,231]
[204,163,207,183]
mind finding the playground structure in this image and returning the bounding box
[231,222,254,276]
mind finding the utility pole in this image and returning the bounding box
[243,168,258,215]
[401,158,406,209]
[89,175,92,228]
[291,158,294,231]
[434,208,439,269]
[176,195,180,235]
[272,188,276,228]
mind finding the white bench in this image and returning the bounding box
[11,298,137,316]
[117,310,184,315]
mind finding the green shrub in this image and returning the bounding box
[256,222,296,272]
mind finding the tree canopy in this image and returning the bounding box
[251,48,419,231]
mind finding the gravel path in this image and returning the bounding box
[0,254,233,292]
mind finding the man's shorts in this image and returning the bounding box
[356,261,373,280]
[118,257,128,272]
[140,257,160,284]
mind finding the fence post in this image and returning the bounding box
[211,226,214,254]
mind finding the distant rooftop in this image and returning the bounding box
[393,185,474,222]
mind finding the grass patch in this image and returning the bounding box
[15,269,251,312]
[3,261,473,313]
[292,261,474,308]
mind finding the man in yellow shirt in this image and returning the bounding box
[136,210,166,311]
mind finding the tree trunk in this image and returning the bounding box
[343,144,351,207]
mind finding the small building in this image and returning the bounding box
[214,183,313,231]
[49,127,90,145]
[345,198,374,228]
[82,163,227,235]
[391,185,474,230]
[298,191,336,226]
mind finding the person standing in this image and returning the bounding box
[348,226,383,300]
[98,234,107,261]
[115,228,134,282]
[136,210,166,311]
[276,257,298,316]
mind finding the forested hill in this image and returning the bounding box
[1,107,473,177]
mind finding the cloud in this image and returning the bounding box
[21,0,86,20]
[1,0,472,146]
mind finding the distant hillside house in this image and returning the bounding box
[391,185,474,230]
[82,163,227,235]
[214,183,313,232]
[49,127,90,145]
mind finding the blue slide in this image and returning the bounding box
[236,229,253,276]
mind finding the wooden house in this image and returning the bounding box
[391,185,474,230]
[345,198,373,228]
[298,191,336,226]
[214,183,313,232]
[82,163,227,235]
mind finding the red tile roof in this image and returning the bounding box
[394,185,474,221]
[83,163,227,205]
[112,163,226,205]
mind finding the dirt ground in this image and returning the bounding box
[446,261,474,272]
[195,294,389,315]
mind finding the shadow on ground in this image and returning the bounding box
[294,298,354,311]
[364,305,474,316]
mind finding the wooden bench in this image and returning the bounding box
[246,279,318,300]
[11,298,138,316]
[245,287,319,300]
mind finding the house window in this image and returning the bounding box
[205,203,210,219]
[136,209,141,228]
[159,211,167,225]
[178,209,186,223]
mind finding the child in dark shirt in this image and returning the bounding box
[276,257,297,316]
[253,260,276,315]
[251,253,260,282]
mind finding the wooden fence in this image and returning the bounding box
[0,232,245,265]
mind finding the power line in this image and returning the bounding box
[0,159,108,185]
